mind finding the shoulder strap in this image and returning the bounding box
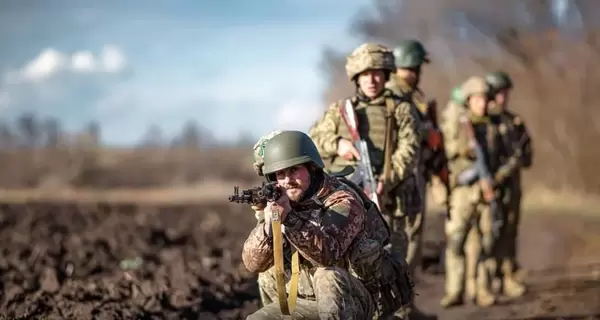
[382,97,398,183]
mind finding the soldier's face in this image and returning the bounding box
[468,94,488,116]
[494,89,510,109]
[275,165,311,202]
[357,70,386,98]
[395,67,418,86]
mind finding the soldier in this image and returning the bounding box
[386,39,450,278]
[441,85,480,302]
[243,130,414,319]
[440,76,509,308]
[308,42,422,261]
[486,71,533,298]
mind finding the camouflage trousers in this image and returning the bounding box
[444,185,496,300]
[496,189,523,278]
[251,266,375,320]
[384,174,425,276]
[464,190,524,299]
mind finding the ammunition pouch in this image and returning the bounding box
[385,174,422,216]
[348,238,414,318]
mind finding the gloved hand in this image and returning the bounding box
[251,203,266,222]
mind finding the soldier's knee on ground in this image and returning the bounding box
[257,269,278,306]
[312,267,358,319]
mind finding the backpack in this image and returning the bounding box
[330,172,415,317]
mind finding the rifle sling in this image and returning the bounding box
[271,217,299,315]
[382,97,397,183]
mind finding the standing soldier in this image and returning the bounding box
[386,39,450,277]
[308,42,422,257]
[486,71,533,298]
[308,42,423,318]
[442,86,481,302]
[440,76,510,308]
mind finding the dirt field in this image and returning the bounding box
[0,199,599,320]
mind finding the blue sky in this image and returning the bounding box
[0,0,372,145]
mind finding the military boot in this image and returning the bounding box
[441,248,465,308]
[464,277,477,303]
[502,276,526,298]
[475,289,496,307]
[475,262,496,307]
[440,293,464,308]
[501,259,527,298]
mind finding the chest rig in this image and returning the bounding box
[332,93,403,178]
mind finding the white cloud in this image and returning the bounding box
[71,50,97,72]
[22,48,68,81]
[274,99,323,132]
[101,45,126,73]
[6,45,127,86]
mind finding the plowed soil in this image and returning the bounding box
[0,201,599,320]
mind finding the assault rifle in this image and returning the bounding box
[457,117,502,240]
[338,99,381,210]
[228,181,282,206]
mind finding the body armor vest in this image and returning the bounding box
[329,98,389,176]
[449,115,501,184]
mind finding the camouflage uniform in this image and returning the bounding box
[308,43,422,263]
[244,131,414,320]
[486,71,533,298]
[440,76,512,308]
[386,40,449,279]
[442,86,481,301]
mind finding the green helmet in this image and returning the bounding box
[262,130,325,176]
[485,71,513,93]
[392,39,430,69]
[451,86,465,104]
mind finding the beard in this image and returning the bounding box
[283,182,304,202]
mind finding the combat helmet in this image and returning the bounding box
[262,130,325,179]
[345,43,395,81]
[460,76,491,101]
[393,39,430,69]
[485,71,513,94]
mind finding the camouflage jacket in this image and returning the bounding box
[441,112,511,190]
[491,109,533,188]
[308,89,422,186]
[242,173,382,273]
[386,76,448,175]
